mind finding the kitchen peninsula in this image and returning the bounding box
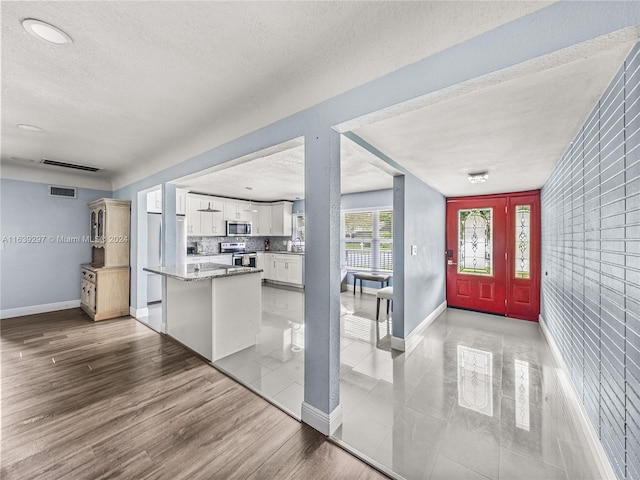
[144,263,262,361]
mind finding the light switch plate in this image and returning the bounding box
[411,245,417,255]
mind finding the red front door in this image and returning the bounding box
[446,191,540,321]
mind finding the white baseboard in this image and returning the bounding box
[130,306,149,318]
[538,314,616,480]
[391,300,447,352]
[1,300,81,319]
[301,402,343,436]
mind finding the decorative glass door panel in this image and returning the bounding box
[506,194,540,321]
[446,192,540,321]
[446,197,506,316]
[459,208,493,276]
[515,206,531,279]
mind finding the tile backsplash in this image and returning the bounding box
[187,236,291,254]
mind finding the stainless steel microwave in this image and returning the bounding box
[226,221,252,237]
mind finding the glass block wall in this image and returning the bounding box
[541,42,639,480]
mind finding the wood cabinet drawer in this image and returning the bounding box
[82,268,96,283]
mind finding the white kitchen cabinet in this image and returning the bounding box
[176,188,187,216]
[213,254,233,265]
[187,194,224,236]
[257,204,272,235]
[256,252,265,279]
[186,195,202,235]
[271,202,293,236]
[284,254,303,285]
[147,189,162,213]
[201,198,225,236]
[224,199,251,221]
[265,253,303,286]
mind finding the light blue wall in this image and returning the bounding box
[341,189,393,211]
[393,175,446,338]
[0,179,111,312]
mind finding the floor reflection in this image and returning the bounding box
[457,345,493,417]
[515,359,531,431]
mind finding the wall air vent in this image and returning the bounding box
[41,158,101,172]
[49,185,77,198]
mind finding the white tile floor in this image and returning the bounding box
[196,285,602,479]
[336,294,601,480]
[213,285,305,417]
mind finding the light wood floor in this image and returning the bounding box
[1,309,386,479]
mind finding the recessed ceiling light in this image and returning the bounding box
[22,18,72,45]
[17,124,45,133]
[468,171,489,184]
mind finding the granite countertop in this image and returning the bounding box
[144,263,263,282]
[186,252,232,257]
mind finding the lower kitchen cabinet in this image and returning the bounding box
[264,253,303,287]
[81,265,130,321]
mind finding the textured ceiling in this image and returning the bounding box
[175,135,398,201]
[353,42,636,196]
[1,1,550,191]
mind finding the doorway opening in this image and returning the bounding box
[446,190,540,321]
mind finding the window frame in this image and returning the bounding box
[341,207,393,273]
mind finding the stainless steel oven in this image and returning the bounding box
[220,242,257,267]
[232,252,257,268]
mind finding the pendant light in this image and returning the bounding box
[244,200,258,213]
[197,202,221,213]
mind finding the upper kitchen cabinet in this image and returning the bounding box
[186,195,201,235]
[147,189,162,213]
[201,197,225,236]
[187,194,224,236]
[256,204,272,235]
[176,188,187,215]
[224,199,251,222]
[271,201,293,236]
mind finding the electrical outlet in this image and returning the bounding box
[411,245,417,255]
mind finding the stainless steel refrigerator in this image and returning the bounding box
[147,214,187,303]
[147,213,162,303]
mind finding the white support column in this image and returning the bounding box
[302,126,342,435]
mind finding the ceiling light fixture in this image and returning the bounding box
[22,18,73,45]
[197,202,221,213]
[17,124,45,133]
[467,171,489,184]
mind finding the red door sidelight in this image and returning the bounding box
[446,191,540,321]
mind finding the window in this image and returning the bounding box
[342,209,393,272]
[293,214,305,246]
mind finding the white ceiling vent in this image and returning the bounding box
[49,185,77,199]
[41,158,102,172]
